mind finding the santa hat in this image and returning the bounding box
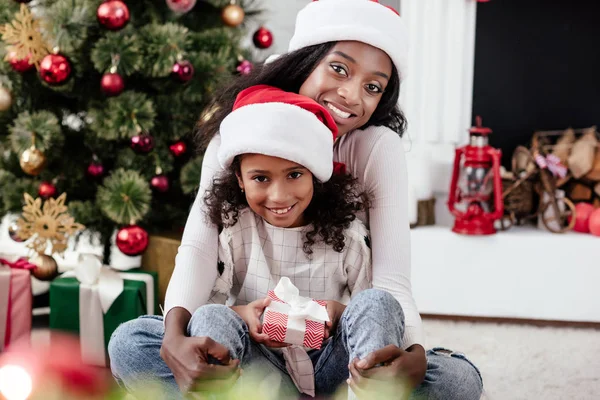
[288,0,409,81]
[218,85,338,182]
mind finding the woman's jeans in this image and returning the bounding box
[109,289,483,399]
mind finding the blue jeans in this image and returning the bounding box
[109,289,483,399]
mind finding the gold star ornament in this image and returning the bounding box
[16,192,85,255]
[0,4,50,68]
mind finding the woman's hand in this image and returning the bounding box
[347,344,427,399]
[232,298,289,348]
[324,300,347,340]
[161,307,240,394]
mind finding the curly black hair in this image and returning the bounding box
[204,157,367,256]
[194,41,406,151]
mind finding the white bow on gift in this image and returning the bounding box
[272,277,330,323]
[62,253,154,366]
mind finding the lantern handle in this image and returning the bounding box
[447,147,465,218]
[488,147,504,221]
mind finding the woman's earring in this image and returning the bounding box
[241,188,244,193]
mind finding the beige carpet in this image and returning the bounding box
[422,318,600,400]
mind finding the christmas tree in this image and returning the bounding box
[0,0,270,260]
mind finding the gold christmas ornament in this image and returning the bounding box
[20,145,47,175]
[0,86,12,111]
[222,3,245,27]
[29,253,59,281]
[0,4,50,69]
[16,192,85,255]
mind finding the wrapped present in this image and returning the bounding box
[141,232,181,305]
[263,277,329,350]
[50,254,157,366]
[0,256,35,351]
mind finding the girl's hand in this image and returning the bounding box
[347,344,427,399]
[324,300,347,340]
[231,298,289,348]
[160,333,241,394]
[161,307,241,394]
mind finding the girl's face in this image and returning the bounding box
[237,154,314,228]
[299,41,393,137]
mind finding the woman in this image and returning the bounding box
[109,1,483,399]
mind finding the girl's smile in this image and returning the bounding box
[237,154,314,228]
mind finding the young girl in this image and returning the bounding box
[203,84,375,397]
[110,1,483,399]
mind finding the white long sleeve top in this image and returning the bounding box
[164,125,424,348]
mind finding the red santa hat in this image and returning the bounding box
[218,85,339,182]
[288,0,409,81]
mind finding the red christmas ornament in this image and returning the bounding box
[151,174,170,192]
[571,202,595,233]
[130,133,154,153]
[172,60,194,82]
[38,181,57,199]
[116,225,149,256]
[39,54,72,85]
[236,59,253,75]
[169,141,187,157]
[97,0,130,31]
[101,72,124,96]
[6,50,34,73]
[589,208,600,236]
[166,0,197,13]
[87,162,105,178]
[253,27,273,49]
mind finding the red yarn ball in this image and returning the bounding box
[97,0,130,30]
[38,182,57,199]
[571,202,595,233]
[589,208,600,237]
[39,54,71,85]
[116,225,149,256]
[101,72,124,96]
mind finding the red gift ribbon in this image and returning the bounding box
[0,257,36,270]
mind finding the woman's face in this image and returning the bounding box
[237,154,314,228]
[299,41,393,137]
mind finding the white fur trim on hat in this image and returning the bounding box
[289,0,409,80]
[218,102,335,182]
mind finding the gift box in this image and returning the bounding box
[0,256,34,351]
[49,254,157,366]
[141,232,181,305]
[262,277,329,350]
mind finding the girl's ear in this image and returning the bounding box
[236,172,244,191]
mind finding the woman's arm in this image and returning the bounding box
[164,135,223,322]
[335,126,424,349]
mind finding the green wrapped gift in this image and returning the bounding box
[50,267,158,366]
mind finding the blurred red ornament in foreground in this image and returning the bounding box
[0,334,110,399]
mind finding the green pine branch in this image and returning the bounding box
[180,155,203,195]
[91,32,143,76]
[138,23,191,77]
[88,91,156,140]
[9,110,63,156]
[97,168,151,225]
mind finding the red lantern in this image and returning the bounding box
[447,117,503,235]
